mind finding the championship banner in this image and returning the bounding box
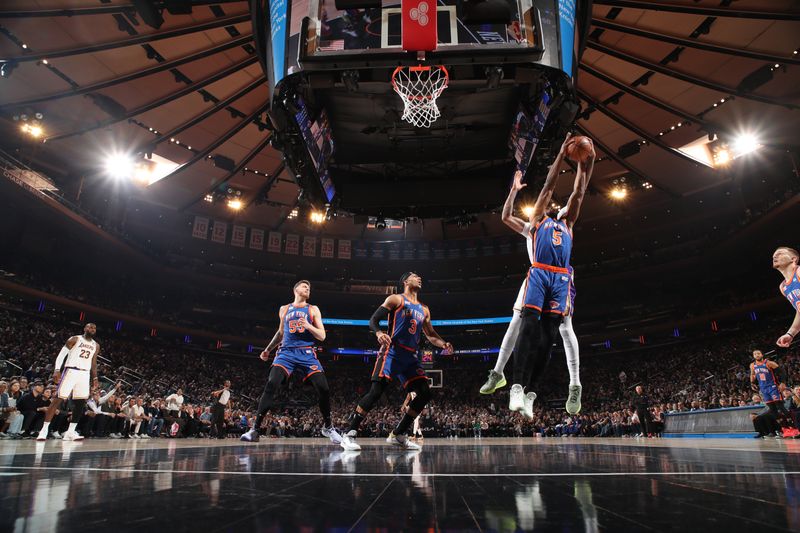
[354,241,367,259]
[321,238,334,259]
[231,225,246,248]
[267,231,282,253]
[211,221,227,244]
[191,216,209,239]
[338,239,351,259]
[249,228,264,250]
[286,233,299,255]
[303,236,316,257]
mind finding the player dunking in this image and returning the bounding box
[480,161,583,415]
[508,135,595,417]
[773,246,800,347]
[241,280,342,444]
[37,323,100,441]
[340,272,453,451]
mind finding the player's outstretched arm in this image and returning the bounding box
[421,306,453,355]
[501,170,528,235]
[302,305,326,342]
[531,133,572,224]
[262,305,287,360]
[562,138,596,228]
[777,310,800,347]
[371,294,403,349]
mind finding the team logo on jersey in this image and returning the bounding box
[310,365,318,371]
[549,300,560,309]
[561,276,568,282]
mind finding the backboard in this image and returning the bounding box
[299,0,544,68]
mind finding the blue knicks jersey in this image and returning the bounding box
[780,266,800,313]
[753,360,780,403]
[531,217,572,269]
[388,296,426,353]
[282,304,316,348]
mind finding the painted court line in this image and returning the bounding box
[2,466,799,477]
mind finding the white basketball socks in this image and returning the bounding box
[494,311,523,374]
[560,316,581,387]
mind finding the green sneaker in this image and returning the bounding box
[566,385,582,415]
[480,370,507,394]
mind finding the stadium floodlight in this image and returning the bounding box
[227,199,243,211]
[731,133,761,157]
[309,211,325,224]
[521,205,534,218]
[610,187,627,200]
[104,153,136,180]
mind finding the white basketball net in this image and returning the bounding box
[391,65,449,128]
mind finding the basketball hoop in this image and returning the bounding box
[391,65,449,128]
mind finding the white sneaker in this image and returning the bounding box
[387,432,422,450]
[340,432,361,451]
[509,384,526,413]
[240,429,259,442]
[52,432,63,439]
[35,431,48,441]
[62,431,84,441]
[522,392,536,420]
[141,434,151,439]
[132,434,140,439]
[322,425,343,445]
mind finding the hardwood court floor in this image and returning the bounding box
[1,437,798,531]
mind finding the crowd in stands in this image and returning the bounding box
[1,307,799,442]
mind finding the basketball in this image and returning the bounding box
[565,136,594,163]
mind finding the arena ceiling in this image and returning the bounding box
[0,0,798,237]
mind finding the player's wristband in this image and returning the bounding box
[787,332,795,338]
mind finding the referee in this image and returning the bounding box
[211,380,231,439]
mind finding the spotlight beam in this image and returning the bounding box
[180,134,273,211]
[3,13,250,63]
[587,41,799,110]
[578,89,707,168]
[45,57,258,142]
[591,18,800,66]
[0,36,254,111]
[162,102,269,185]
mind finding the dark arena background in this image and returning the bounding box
[1,0,800,531]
